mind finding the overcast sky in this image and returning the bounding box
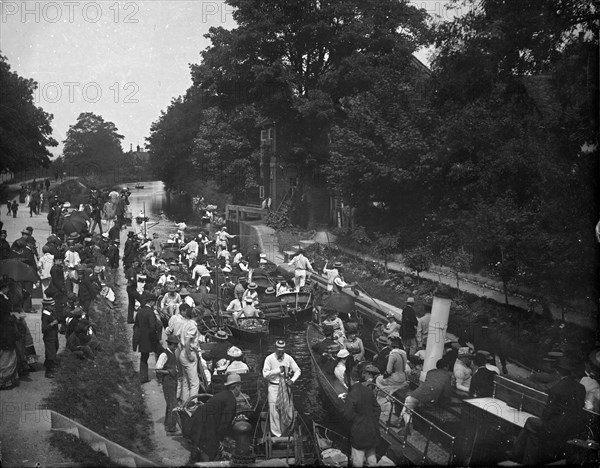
[0,1,463,157]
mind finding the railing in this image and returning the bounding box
[375,386,456,465]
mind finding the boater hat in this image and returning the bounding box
[275,339,286,349]
[337,349,350,359]
[333,262,343,269]
[247,282,257,290]
[215,330,229,341]
[265,287,275,295]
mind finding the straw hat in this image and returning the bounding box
[215,330,229,341]
[244,296,254,303]
[333,262,343,269]
[247,282,257,290]
[337,349,350,359]
[227,346,242,358]
[275,339,286,349]
[265,287,275,295]
[215,359,229,372]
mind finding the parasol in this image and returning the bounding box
[322,294,355,315]
[0,258,40,282]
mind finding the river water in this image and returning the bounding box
[124,180,343,429]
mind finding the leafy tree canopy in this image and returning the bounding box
[0,54,57,172]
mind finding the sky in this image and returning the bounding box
[0,1,465,157]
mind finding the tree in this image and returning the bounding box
[371,233,399,277]
[63,112,124,168]
[441,248,473,292]
[404,245,433,282]
[0,54,57,172]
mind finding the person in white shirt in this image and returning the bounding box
[181,238,199,267]
[322,261,340,293]
[262,340,301,437]
[215,227,236,254]
[454,348,473,393]
[334,349,350,390]
[241,282,258,305]
[192,261,211,284]
[180,288,196,308]
[288,249,317,292]
[38,247,54,299]
[226,297,243,315]
[64,245,81,269]
[231,246,243,265]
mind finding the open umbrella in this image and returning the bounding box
[61,214,88,235]
[322,294,355,315]
[0,258,40,282]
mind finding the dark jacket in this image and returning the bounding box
[343,381,381,450]
[469,366,498,398]
[542,376,586,432]
[400,305,418,340]
[132,305,159,353]
[410,368,453,405]
[190,389,237,461]
[0,239,11,260]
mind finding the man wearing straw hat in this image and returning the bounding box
[262,339,301,437]
[288,249,317,292]
[189,373,242,462]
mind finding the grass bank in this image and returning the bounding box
[43,269,153,456]
[303,242,596,372]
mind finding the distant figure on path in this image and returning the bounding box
[10,200,18,218]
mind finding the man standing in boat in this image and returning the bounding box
[288,249,317,292]
[262,340,301,437]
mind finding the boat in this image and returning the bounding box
[313,421,350,467]
[257,301,290,330]
[226,316,270,343]
[197,313,232,341]
[134,183,144,189]
[253,406,318,465]
[252,274,274,295]
[307,320,457,465]
[277,291,314,321]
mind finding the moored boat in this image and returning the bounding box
[226,316,270,343]
[278,291,314,321]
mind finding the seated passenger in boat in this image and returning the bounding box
[241,282,258,305]
[373,335,393,374]
[233,297,262,327]
[275,279,292,296]
[225,346,249,374]
[261,287,280,304]
[226,297,243,315]
[382,313,401,337]
[469,351,499,398]
[312,324,341,371]
[453,347,473,393]
[400,358,452,427]
[213,358,229,377]
[160,283,182,316]
[375,335,409,393]
[322,310,345,343]
[335,349,352,391]
[343,323,365,363]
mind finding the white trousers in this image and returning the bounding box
[267,384,281,437]
[293,270,306,292]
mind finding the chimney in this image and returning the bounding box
[130,143,133,152]
[137,145,140,153]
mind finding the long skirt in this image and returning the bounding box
[0,349,19,389]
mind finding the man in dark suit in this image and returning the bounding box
[132,304,160,383]
[342,369,381,467]
[512,358,586,464]
[311,324,341,372]
[189,373,242,462]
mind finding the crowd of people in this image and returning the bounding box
[0,224,111,388]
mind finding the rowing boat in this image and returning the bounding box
[226,317,270,343]
[277,292,314,321]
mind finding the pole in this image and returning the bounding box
[143,202,147,239]
[421,287,452,381]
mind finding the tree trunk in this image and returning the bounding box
[384,254,388,277]
[502,278,509,305]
